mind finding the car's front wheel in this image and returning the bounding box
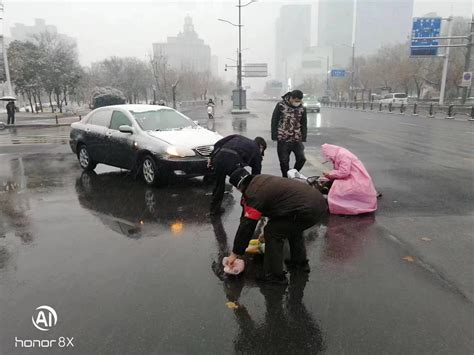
[77,144,97,171]
[141,155,167,186]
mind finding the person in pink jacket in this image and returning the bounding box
[321,144,377,215]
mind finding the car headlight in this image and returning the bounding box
[166,146,196,157]
[303,102,308,107]
[316,102,321,107]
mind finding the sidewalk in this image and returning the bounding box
[0,112,81,128]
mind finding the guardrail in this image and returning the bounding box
[178,100,207,112]
[324,101,474,120]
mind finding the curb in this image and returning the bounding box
[0,122,72,130]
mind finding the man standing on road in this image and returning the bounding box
[224,168,327,284]
[271,90,308,177]
[6,100,16,125]
[209,134,267,215]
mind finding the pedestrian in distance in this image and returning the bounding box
[6,100,16,125]
[224,168,327,284]
[207,99,215,119]
[208,134,267,215]
[271,90,308,177]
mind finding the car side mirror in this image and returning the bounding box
[119,125,134,134]
[193,120,200,126]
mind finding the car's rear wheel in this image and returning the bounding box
[141,155,167,186]
[77,144,97,171]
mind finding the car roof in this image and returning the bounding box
[99,104,174,112]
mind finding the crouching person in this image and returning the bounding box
[321,143,378,215]
[225,168,327,284]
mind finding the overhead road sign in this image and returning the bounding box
[410,17,441,56]
[243,63,267,78]
[331,69,346,77]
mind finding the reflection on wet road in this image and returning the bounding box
[1,103,473,354]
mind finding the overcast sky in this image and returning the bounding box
[2,0,473,88]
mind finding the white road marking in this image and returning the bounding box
[399,122,419,127]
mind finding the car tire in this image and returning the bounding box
[77,144,97,171]
[141,155,167,186]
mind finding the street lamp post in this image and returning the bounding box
[334,43,355,100]
[219,0,256,112]
[315,55,330,95]
[351,43,355,100]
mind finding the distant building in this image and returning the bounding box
[275,4,311,84]
[293,46,333,88]
[317,0,353,68]
[318,0,414,67]
[153,16,211,73]
[10,18,76,46]
[356,0,413,55]
[211,55,219,78]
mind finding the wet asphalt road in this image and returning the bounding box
[0,101,473,354]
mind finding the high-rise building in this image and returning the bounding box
[275,4,311,84]
[153,16,211,73]
[318,0,414,67]
[211,55,219,78]
[317,0,353,68]
[10,19,76,46]
[356,0,414,54]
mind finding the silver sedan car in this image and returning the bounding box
[70,104,222,186]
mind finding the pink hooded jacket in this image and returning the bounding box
[321,144,377,215]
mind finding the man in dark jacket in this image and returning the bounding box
[225,168,327,284]
[271,90,308,177]
[209,134,267,215]
[6,101,16,125]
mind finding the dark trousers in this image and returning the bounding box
[7,113,15,125]
[263,213,318,277]
[277,141,306,177]
[210,152,242,212]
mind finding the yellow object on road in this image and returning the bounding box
[245,239,265,254]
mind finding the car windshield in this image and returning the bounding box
[305,96,319,102]
[130,109,195,131]
[394,94,407,98]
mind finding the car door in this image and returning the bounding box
[87,109,112,163]
[105,110,136,169]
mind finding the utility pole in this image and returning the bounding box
[350,0,357,101]
[238,0,242,110]
[0,1,12,96]
[219,0,255,112]
[439,17,453,105]
[326,55,330,95]
[462,14,474,104]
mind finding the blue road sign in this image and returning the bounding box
[331,69,346,77]
[411,17,441,56]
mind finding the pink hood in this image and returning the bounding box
[321,144,377,215]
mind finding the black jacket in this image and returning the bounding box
[232,175,327,255]
[271,92,307,142]
[211,134,262,174]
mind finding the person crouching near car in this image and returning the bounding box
[224,168,327,284]
[321,143,377,215]
[208,135,267,215]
